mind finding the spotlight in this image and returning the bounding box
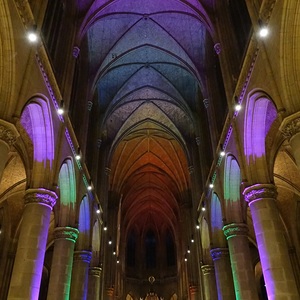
[96,205,100,214]
[27,25,38,43]
[113,248,116,255]
[191,235,194,243]
[108,237,112,245]
[103,222,107,231]
[116,257,120,264]
[87,179,92,191]
[235,104,241,111]
[187,247,190,254]
[184,255,188,262]
[57,100,64,115]
[196,224,200,230]
[75,147,81,160]
[201,202,206,212]
[209,183,214,189]
[258,19,269,38]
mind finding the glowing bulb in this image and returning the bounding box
[202,206,206,212]
[57,107,64,115]
[220,150,225,157]
[96,208,100,214]
[259,27,269,38]
[27,32,38,42]
[209,183,214,189]
[235,104,241,111]
[196,224,200,230]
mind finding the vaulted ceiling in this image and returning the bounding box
[76,0,216,238]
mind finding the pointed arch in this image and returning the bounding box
[58,159,76,227]
[20,97,54,187]
[200,217,211,264]
[224,155,242,223]
[77,195,91,249]
[244,91,277,182]
[91,219,101,266]
[210,193,226,247]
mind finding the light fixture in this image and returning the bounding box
[201,202,206,212]
[184,255,187,262]
[75,147,81,160]
[220,144,225,157]
[87,179,92,191]
[234,96,241,112]
[187,247,190,254]
[108,237,112,245]
[191,235,194,243]
[209,183,214,189]
[103,222,107,231]
[96,204,100,214]
[57,100,64,115]
[258,19,269,38]
[113,248,116,255]
[116,257,120,264]
[196,224,200,230]
[27,25,38,43]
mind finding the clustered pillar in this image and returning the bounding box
[210,247,235,299]
[70,250,92,300]
[201,264,217,300]
[223,223,258,300]
[88,267,102,300]
[244,184,300,300]
[47,227,79,300]
[7,189,57,300]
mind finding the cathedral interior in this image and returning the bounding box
[1,0,300,299]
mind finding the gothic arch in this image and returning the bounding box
[244,91,277,183]
[20,97,54,188]
[57,159,77,227]
[210,193,226,247]
[200,217,211,264]
[223,154,242,223]
[77,195,91,250]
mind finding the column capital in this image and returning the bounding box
[0,120,19,146]
[243,183,277,203]
[280,112,300,141]
[223,223,248,239]
[210,247,229,261]
[73,250,92,263]
[107,287,114,297]
[201,264,214,275]
[24,188,57,209]
[89,266,102,277]
[189,285,198,295]
[54,226,79,243]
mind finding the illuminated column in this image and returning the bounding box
[8,189,57,300]
[106,287,114,300]
[223,223,258,300]
[46,227,79,300]
[189,285,198,300]
[244,184,299,300]
[201,265,217,300]
[87,267,102,300]
[210,248,235,300]
[70,251,92,300]
[0,120,18,183]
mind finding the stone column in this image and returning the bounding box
[244,184,300,300]
[106,287,114,300]
[70,250,92,300]
[201,265,218,300]
[0,120,19,183]
[8,188,57,300]
[87,267,102,300]
[223,223,258,300]
[46,227,79,300]
[210,248,235,300]
[189,285,198,300]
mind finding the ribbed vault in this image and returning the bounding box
[78,0,216,268]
